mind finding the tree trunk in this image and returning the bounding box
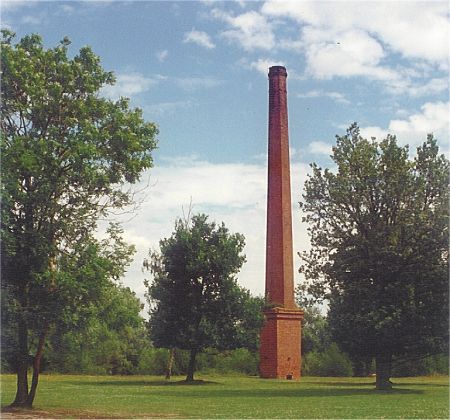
[186,348,197,382]
[375,354,393,390]
[11,316,29,407]
[12,192,33,407]
[165,348,175,380]
[26,323,49,407]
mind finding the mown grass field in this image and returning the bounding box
[1,374,448,419]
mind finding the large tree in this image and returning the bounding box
[144,214,262,382]
[300,124,448,390]
[1,31,158,406]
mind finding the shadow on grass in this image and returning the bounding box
[314,380,449,388]
[137,387,423,399]
[62,379,423,398]
[303,381,375,387]
[392,382,450,388]
[67,379,219,387]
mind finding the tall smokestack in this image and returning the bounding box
[265,65,296,309]
[259,66,303,380]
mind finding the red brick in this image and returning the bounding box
[260,66,303,379]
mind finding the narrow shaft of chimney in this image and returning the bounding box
[265,65,296,309]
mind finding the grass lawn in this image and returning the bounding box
[1,374,448,419]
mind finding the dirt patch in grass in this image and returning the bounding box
[1,407,181,419]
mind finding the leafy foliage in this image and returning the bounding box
[1,30,157,406]
[144,214,263,381]
[296,289,331,356]
[303,343,353,377]
[300,124,449,388]
[47,285,147,375]
[391,353,449,377]
[300,306,331,356]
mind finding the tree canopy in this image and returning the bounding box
[299,124,449,389]
[144,214,263,382]
[1,31,158,406]
[47,283,147,375]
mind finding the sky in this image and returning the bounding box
[2,0,449,311]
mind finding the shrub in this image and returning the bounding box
[213,349,258,375]
[303,343,353,377]
[392,353,449,377]
[138,348,259,377]
[136,348,170,375]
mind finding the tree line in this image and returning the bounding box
[1,30,448,409]
[2,276,446,380]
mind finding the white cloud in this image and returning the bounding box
[21,14,45,25]
[369,3,449,66]
[303,28,398,81]
[148,158,267,210]
[298,90,350,104]
[389,101,449,146]
[0,0,30,12]
[112,156,310,307]
[360,101,449,148]
[262,1,449,64]
[359,126,389,142]
[59,4,75,14]
[183,29,216,49]
[102,72,221,103]
[234,0,248,8]
[247,58,286,75]
[144,100,194,117]
[101,73,158,100]
[175,77,222,91]
[308,141,332,156]
[386,77,449,98]
[260,1,449,86]
[2,0,47,26]
[156,49,169,63]
[80,0,117,6]
[212,8,275,51]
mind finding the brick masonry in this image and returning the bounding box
[260,66,304,380]
[260,308,303,379]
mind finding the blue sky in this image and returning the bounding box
[2,0,449,307]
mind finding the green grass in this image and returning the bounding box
[1,374,448,418]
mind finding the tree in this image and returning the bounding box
[296,287,331,356]
[300,124,449,390]
[300,305,331,356]
[1,31,158,407]
[144,214,260,382]
[47,284,147,375]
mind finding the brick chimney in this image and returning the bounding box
[259,66,304,380]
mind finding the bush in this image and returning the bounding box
[136,347,258,377]
[391,353,449,377]
[136,348,170,375]
[205,349,258,375]
[221,348,258,375]
[303,343,353,377]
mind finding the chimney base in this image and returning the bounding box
[259,307,304,379]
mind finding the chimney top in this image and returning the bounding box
[268,66,287,77]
